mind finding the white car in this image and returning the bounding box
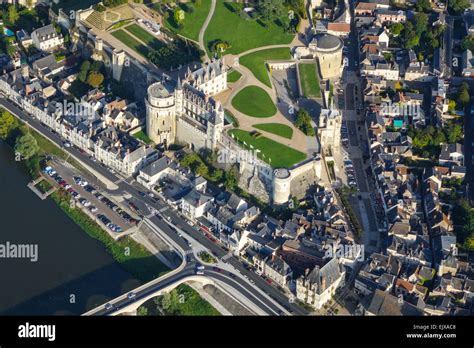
[80,181,88,187]
[127,292,136,299]
[81,199,91,207]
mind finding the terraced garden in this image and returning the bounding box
[111,29,150,57]
[124,24,165,51]
[253,123,293,139]
[228,129,306,168]
[231,86,276,118]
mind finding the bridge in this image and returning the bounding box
[83,218,288,316]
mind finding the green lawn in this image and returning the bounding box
[159,284,220,316]
[204,1,294,55]
[240,47,291,87]
[164,0,212,42]
[111,29,150,57]
[124,24,165,50]
[228,129,306,168]
[298,63,321,98]
[231,86,277,118]
[253,123,293,139]
[133,130,152,145]
[227,70,242,83]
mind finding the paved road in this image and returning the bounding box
[198,0,216,61]
[0,95,308,316]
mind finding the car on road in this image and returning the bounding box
[213,267,222,272]
[127,292,136,299]
[196,263,205,270]
[104,303,113,310]
[195,270,204,275]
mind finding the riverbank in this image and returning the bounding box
[2,112,170,284]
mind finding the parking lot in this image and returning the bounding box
[43,159,137,237]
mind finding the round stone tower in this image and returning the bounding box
[145,81,176,146]
[272,168,292,205]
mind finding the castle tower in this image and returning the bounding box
[273,168,292,205]
[112,49,126,82]
[145,82,177,146]
[207,101,225,150]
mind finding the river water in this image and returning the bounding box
[0,142,140,315]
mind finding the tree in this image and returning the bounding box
[137,306,148,316]
[448,0,470,14]
[14,133,39,160]
[8,5,19,25]
[445,122,463,143]
[389,22,404,36]
[224,165,238,191]
[461,35,474,52]
[209,168,223,182]
[78,61,90,82]
[413,13,428,35]
[87,71,104,88]
[0,110,16,139]
[174,9,185,25]
[256,0,285,22]
[196,162,208,177]
[448,99,457,113]
[295,108,315,136]
[457,82,470,106]
[414,0,431,12]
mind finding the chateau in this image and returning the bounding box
[146,60,228,151]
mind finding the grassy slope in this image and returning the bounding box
[228,129,306,168]
[204,1,293,55]
[227,70,242,82]
[253,123,293,139]
[164,0,212,42]
[231,86,277,118]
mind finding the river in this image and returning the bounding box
[0,142,140,315]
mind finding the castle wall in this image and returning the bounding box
[176,118,207,151]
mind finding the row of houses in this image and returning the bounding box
[352,4,474,314]
[0,64,157,177]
